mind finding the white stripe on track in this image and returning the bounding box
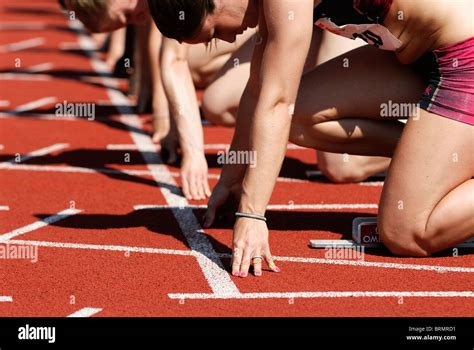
[0,143,69,166]
[67,307,102,317]
[0,73,51,81]
[106,143,305,151]
[0,206,10,211]
[8,239,194,257]
[23,63,53,73]
[0,296,13,302]
[7,239,472,273]
[168,291,474,300]
[134,203,378,211]
[0,209,82,242]
[12,97,57,113]
[72,20,239,296]
[0,37,44,52]
[0,23,47,31]
[0,164,306,183]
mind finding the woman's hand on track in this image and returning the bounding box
[231,218,280,277]
[181,154,211,200]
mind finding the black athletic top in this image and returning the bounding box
[313,0,401,50]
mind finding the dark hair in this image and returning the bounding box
[147,0,215,42]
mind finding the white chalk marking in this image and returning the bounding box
[0,73,51,81]
[0,206,10,211]
[0,37,44,52]
[134,203,378,211]
[169,291,474,300]
[8,239,194,257]
[67,307,102,317]
[12,97,57,113]
[0,296,13,302]
[0,143,69,166]
[107,143,304,151]
[0,23,47,31]
[0,209,82,242]
[8,239,472,273]
[23,63,54,73]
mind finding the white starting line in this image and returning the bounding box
[0,73,51,81]
[0,23,47,31]
[5,96,57,115]
[134,203,378,211]
[0,37,45,52]
[0,143,69,166]
[67,307,103,317]
[23,63,54,73]
[7,239,473,273]
[0,208,82,242]
[168,291,474,300]
[106,143,305,151]
[0,296,13,302]
[0,206,10,211]
[0,163,307,183]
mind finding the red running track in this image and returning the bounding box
[0,0,473,317]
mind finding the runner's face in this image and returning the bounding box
[186,0,259,44]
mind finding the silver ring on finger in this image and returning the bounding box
[252,256,263,261]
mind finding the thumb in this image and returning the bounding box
[203,203,216,228]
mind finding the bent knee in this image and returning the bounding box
[202,91,236,126]
[378,219,432,257]
[319,159,368,184]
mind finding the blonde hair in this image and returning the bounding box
[69,0,109,32]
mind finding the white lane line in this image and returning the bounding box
[106,144,158,151]
[216,253,474,273]
[8,240,194,257]
[0,73,51,81]
[168,291,474,300]
[67,308,103,317]
[72,19,239,296]
[0,143,69,166]
[270,255,474,273]
[0,37,45,52]
[0,209,82,242]
[0,100,10,107]
[134,203,378,211]
[0,206,10,211]
[9,239,473,274]
[1,164,154,176]
[8,239,473,273]
[0,23,47,31]
[23,63,54,73]
[106,143,305,151]
[0,296,13,302]
[11,97,57,114]
[306,170,385,187]
[0,164,307,183]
